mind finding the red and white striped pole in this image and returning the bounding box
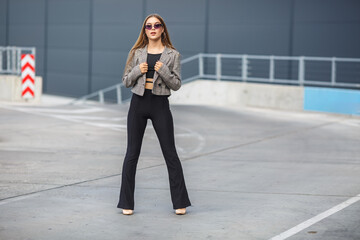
[21,54,35,99]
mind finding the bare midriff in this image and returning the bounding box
[145,78,153,90]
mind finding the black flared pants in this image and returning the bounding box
[117,89,191,210]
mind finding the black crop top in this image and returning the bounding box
[146,53,162,79]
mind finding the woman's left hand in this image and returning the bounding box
[154,61,163,71]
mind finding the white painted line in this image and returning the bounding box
[0,105,127,132]
[87,122,127,129]
[48,114,127,131]
[0,148,55,153]
[49,114,127,122]
[177,126,206,154]
[340,119,360,128]
[0,105,206,153]
[67,116,127,121]
[269,193,360,240]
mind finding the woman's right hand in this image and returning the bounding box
[139,62,148,74]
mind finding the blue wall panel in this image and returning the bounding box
[304,87,360,115]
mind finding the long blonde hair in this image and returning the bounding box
[125,14,176,70]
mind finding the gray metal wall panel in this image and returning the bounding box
[1,0,360,97]
[146,0,206,23]
[293,0,360,58]
[92,1,142,52]
[208,0,291,55]
[0,0,7,45]
[146,0,206,55]
[47,49,89,75]
[91,50,122,77]
[293,23,360,57]
[93,0,142,24]
[208,0,291,24]
[92,25,138,51]
[33,47,45,77]
[7,0,45,48]
[208,25,290,55]
[46,0,90,95]
[48,0,90,24]
[166,25,205,55]
[6,0,45,83]
[294,0,360,23]
[90,0,143,92]
[8,25,45,46]
[90,50,126,91]
[47,26,90,49]
[0,26,5,45]
[47,72,88,96]
[9,0,45,24]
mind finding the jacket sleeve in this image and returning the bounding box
[156,51,182,91]
[122,50,143,88]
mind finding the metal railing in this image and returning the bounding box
[0,46,36,75]
[193,53,360,88]
[71,83,123,105]
[71,53,360,105]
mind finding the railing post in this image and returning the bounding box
[17,48,21,75]
[269,55,274,82]
[6,47,10,73]
[331,57,336,86]
[12,46,16,73]
[99,90,104,104]
[298,56,305,86]
[199,53,204,78]
[216,53,221,81]
[242,54,248,82]
[116,84,122,104]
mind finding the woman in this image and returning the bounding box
[117,13,191,215]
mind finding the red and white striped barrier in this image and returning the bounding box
[21,54,35,99]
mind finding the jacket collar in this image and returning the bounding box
[138,44,172,65]
[140,44,172,54]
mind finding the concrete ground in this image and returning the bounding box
[0,94,359,240]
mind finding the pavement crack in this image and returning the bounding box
[0,173,121,203]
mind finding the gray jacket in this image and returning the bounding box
[122,45,182,96]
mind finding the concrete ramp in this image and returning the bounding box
[170,80,360,116]
[0,99,360,239]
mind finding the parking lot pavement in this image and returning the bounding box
[0,99,360,240]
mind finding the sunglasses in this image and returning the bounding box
[144,23,163,30]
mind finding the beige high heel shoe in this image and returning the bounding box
[122,209,133,215]
[175,208,186,215]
